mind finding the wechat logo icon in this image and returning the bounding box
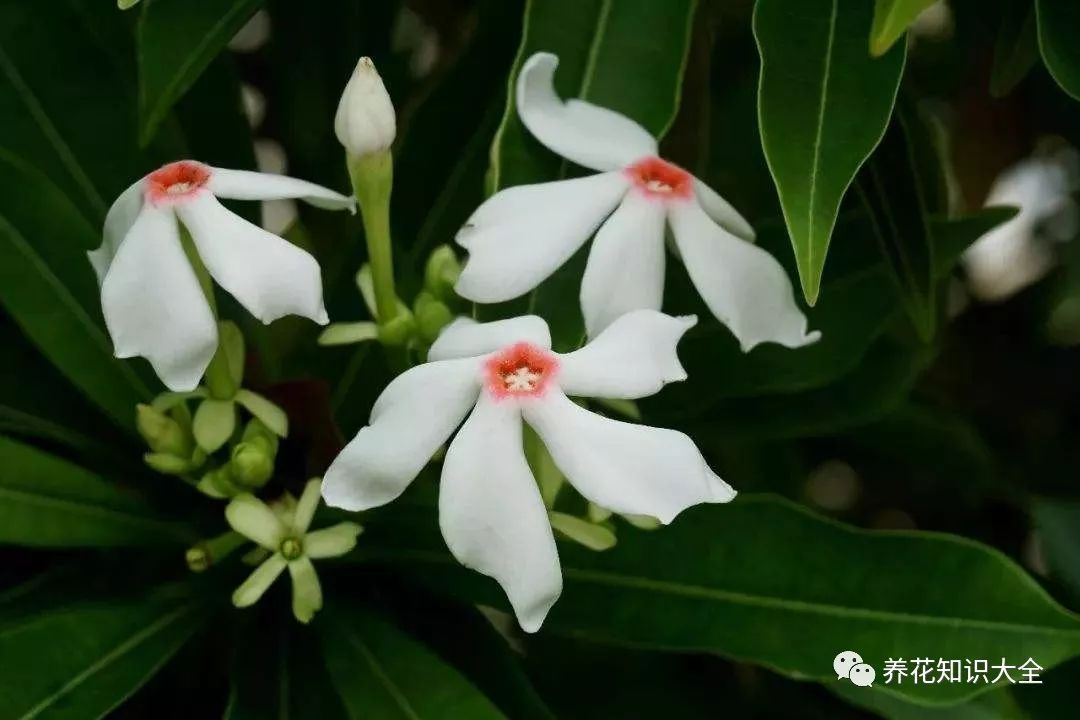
[834,650,876,687]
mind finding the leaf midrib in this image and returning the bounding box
[804,0,839,280]
[371,549,1080,638]
[0,41,107,216]
[341,621,423,720]
[16,605,192,720]
[138,0,259,142]
[0,485,186,541]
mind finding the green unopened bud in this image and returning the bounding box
[229,437,276,489]
[424,245,461,301]
[197,467,244,499]
[377,309,417,346]
[136,404,191,457]
[186,531,246,573]
[144,452,192,476]
[414,292,453,342]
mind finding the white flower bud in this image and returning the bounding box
[335,57,396,157]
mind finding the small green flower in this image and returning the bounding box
[225,479,361,623]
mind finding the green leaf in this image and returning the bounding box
[136,0,264,145]
[833,681,1026,719]
[368,586,556,720]
[359,496,1080,705]
[0,591,202,719]
[0,152,151,432]
[932,207,1020,278]
[856,104,937,341]
[1032,498,1080,599]
[489,0,697,347]
[0,435,192,547]
[318,603,507,719]
[1036,0,1080,101]
[991,0,1040,98]
[755,0,906,303]
[869,0,938,57]
[225,616,349,720]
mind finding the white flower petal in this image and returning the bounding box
[287,556,323,623]
[90,178,145,285]
[524,390,735,524]
[694,177,756,241]
[558,310,694,399]
[232,554,287,608]
[668,199,820,351]
[428,315,551,361]
[100,205,218,391]
[580,190,667,338]
[207,167,355,211]
[304,522,363,559]
[322,358,483,511]
[454,173,629,303]
[516,52,657,171]
[176,193,329,325]
[226,494,286,550]
[440,392,561,633]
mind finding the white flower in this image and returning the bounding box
[322,310,735,632]
[963,150,1079,302]
[227,479,362,624]
[454,52,820,349]
[335,57,397,157]
[89,160,355,391]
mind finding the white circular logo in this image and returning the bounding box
[833,650,863,679]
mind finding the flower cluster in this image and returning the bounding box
[91,52,817,629]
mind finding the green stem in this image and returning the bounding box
[347,150,398,324]
[180,228,236,399]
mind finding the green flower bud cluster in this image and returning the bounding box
[137,402,205,476]
[196,419,280,498]
[318,245,462,353]
[139,321,290,501]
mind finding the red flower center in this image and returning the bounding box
[625,156,693,200]
[484,342,559,399]
[146,161,211,205]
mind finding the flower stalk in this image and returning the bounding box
[347,149,398,325]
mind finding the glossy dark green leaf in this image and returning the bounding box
[857,105,937,341]
[0,435,192,547]
[370,585,556,720]
[755,0,906,303]
[833,682,1026,719]
[1032,498,1080,599]
[357,496,1080,704]
[318,603,507,719]
[869,0,938,57]
[0,591,202,719]
[692,337,934,439]
[136,0,263,145]
[0,153,152,432]
[225,616,348,720]
[991,0,1040,98]
[1036,0,1080,101]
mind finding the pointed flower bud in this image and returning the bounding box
[335,57,396,158]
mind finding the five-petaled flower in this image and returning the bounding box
[454,52,820,348]
[89,160,355,391]
[321,310,735,631]
[227,479,362,623]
